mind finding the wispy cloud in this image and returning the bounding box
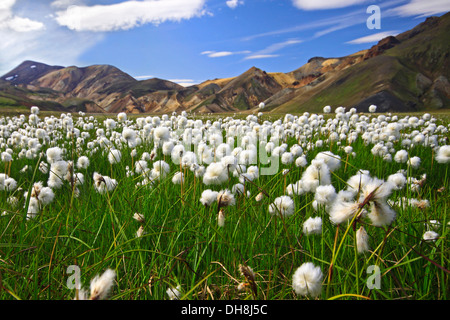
[241,8,366,42]
[54,0,208,32]
[0,0,45,32]
[244,39,302,60]
[243,1,406,42]
[245,54,279,60]
[134,75,155,80]
[226,0,244,9]
[50,0,84,9]
[201,50,250,58]
[0,2,102,75]
[346,30,400,44]
[131,75,201,86]
[169,79,202,87]
[291,0,369,10]
[388,0,450,17]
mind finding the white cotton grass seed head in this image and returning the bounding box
[203,162,228,185]
[136,225,145,238]
[154,126,170,142]
[315,151,341,171]
[247,165,259,180]
[217,189,235,207]
[217,209,225,227]
[46,146,63,163]
[427,220,441,230]
[255,192,264,202]
[269,195,295,217]
[232,183,245,196]
[135,160,148,174]
[152,160,170,179]
[172,171,184,184]
[314,184,336,207]
[108,149,121,164]
[281,152,294,165]
[117,112,127,122]
[162,140,174,155]
[4,178,17,191]
[356,226,370,254]
[329,200,360,225]
[292,262,323,298]
[167,285,182,300]
[1,152,12,162]
[77,156,90,169]
[423,231,439,241]
[93,172,117,194]
[387,172,407,190]
[31,106,40,114]
[89,269,116,300]
[346,171,372,193]
[7,196,18,208]
[38,187,55,206]
[435,145,450,163]
[26,196,40,219]
[221,155,237,172]
[39,161,49,174]
[133,212,145,223]
[286,180,305,196]
[359,177,394,204]
[367,201,397,227]
[295,156,308,167]
[200,189,218,206]
[394,149,408,163]
[407,156,421,169]
[303,217,322,235]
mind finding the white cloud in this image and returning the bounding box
[226,0,244,9]
[50,0,85,9]
[208,51,234,57]
[0,1,102,76]
[55,0,208,32]
[291,0,369,10]
[0,0,45,32]
[243,39,302,60]
[0,16,45,32]
[0,27,102,75]
[133,76,201,86]
[245,54,279,60]
[201,50,250,58]
[0,0,16,11]
[169,79,202,87]
[134,75,155,80]
[390,0,450,17]
[262,39,302,52]
[241,8,368,42]
[346,30,400,44]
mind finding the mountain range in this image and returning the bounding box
[1,12,449,114]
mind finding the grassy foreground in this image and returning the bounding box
[0,109,448,300]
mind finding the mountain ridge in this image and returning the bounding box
[1,12,449,114]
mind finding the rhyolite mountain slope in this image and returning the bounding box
[267,13,450,114]
[1,12,449,114]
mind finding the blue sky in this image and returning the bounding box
[1,0,449,86]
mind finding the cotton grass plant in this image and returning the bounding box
[0,107,448,300]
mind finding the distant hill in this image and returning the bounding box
[1,60,64,85]
[1,12,449,114]
[268,14,450,113]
